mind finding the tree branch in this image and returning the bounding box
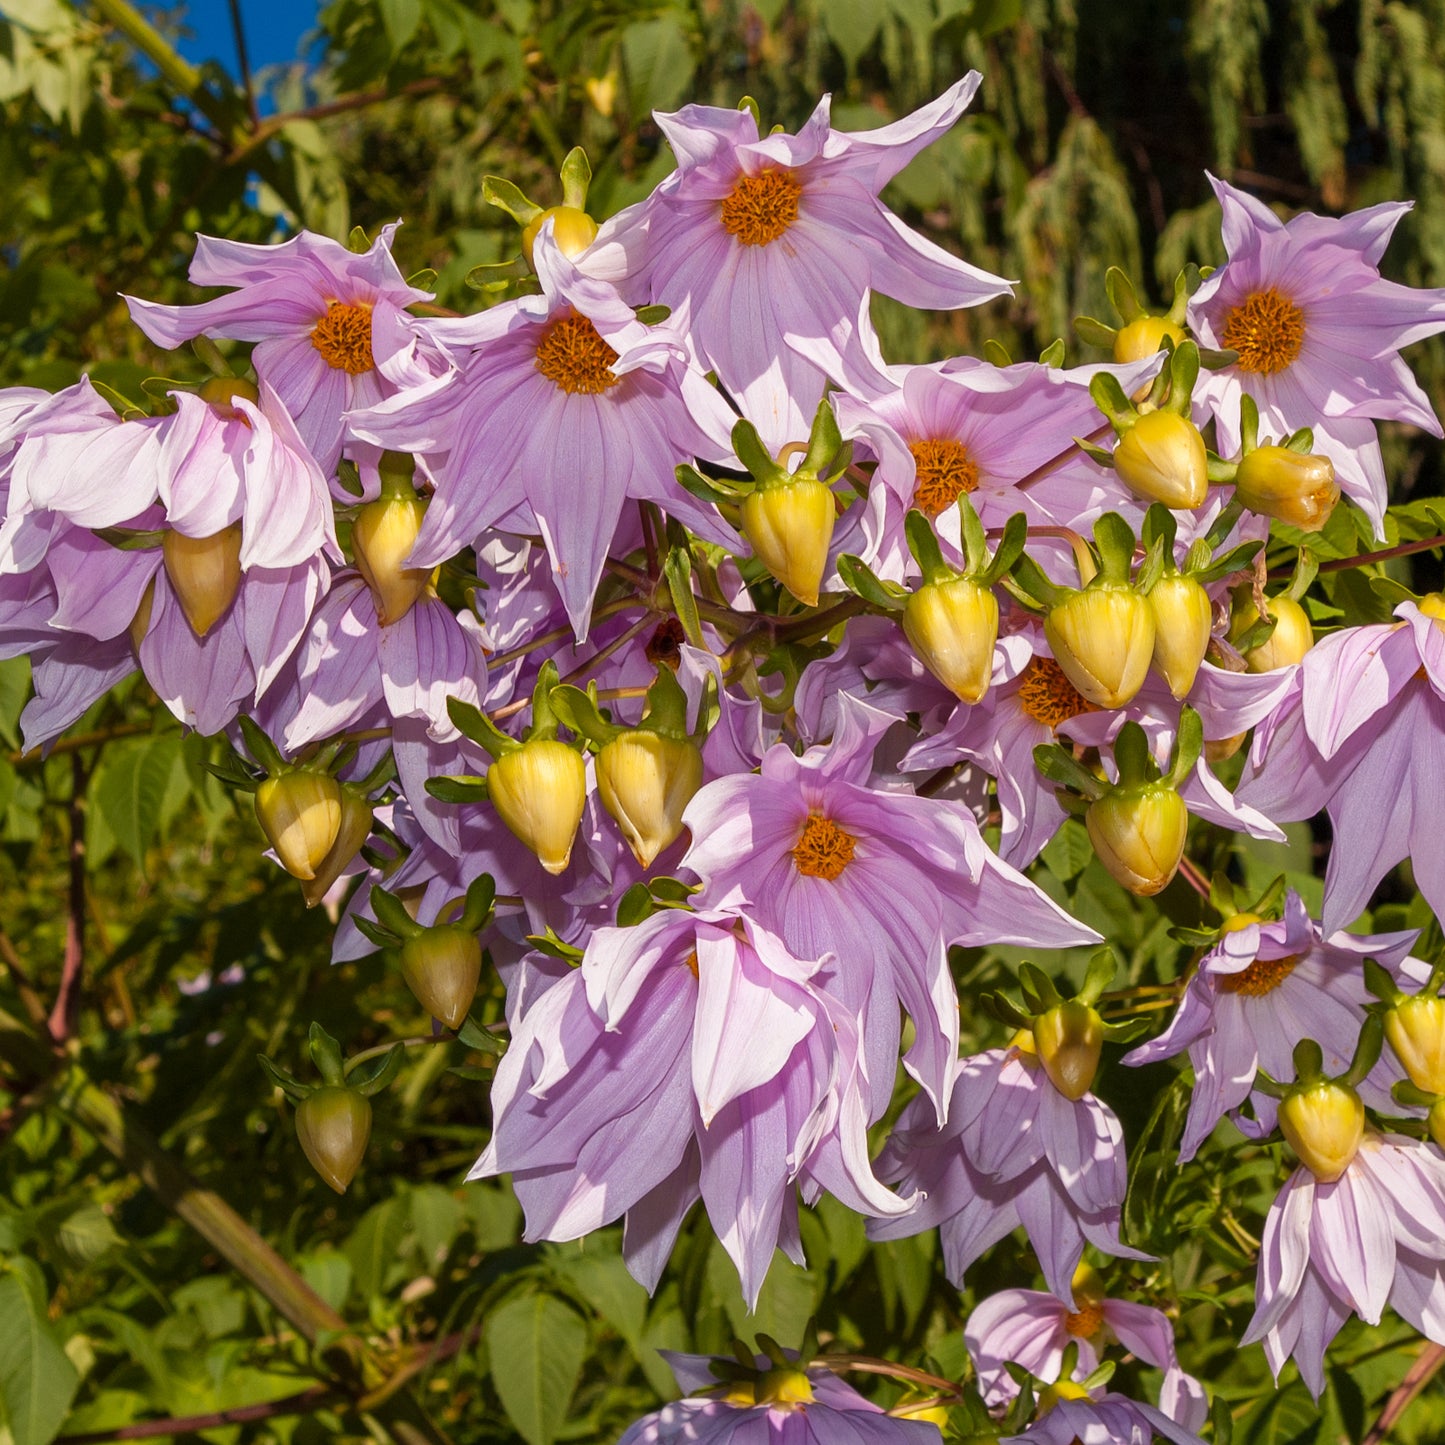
[1362,1343,1445,1445]
[47,753,89,1044]
[55,1385,335,1443]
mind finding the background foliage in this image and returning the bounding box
[2,1,1445,1442]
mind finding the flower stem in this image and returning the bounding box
[1268,533,1445,580]
[815,1353,961,1398]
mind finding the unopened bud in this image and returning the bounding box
[1148,573,1213,699]
[487,740,587,875]
[299,788,374,907]
[1384,996,1445,1096]
[893,1403,951,1427]
[596,731,703,869]
[352,493,430,626]
[756,1368,814,1409]
[1113,411,1208,510]
[255,771,343,881]
[1033,999,1105,1100]
[1204,731,1246,763]
[1113,314,1185,365]
[197,376,261,417]
[1231,593,1313,672]
[902,576,999,703]
[1036,1380,1091,1416]
[1420,593,1445,624]
[1086,782,1188,896]
[1234,446,1339,532]
[1430,1100,1445,1152]
[400,925,483,1030]
[1044,586,1156,709]
[295,1086,371,1194]
[163,524,243,637]
[129,579,156,653]
[741,479,836,607]
[1278,1080,1364,1181]
[522,205,599,267]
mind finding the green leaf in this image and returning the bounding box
[89,732,184,870]
[485,1292,587,1445]
[343,1199,405,1304]
[822,0,882,67]
[0,1268,80,1445]
[378,0,422,51]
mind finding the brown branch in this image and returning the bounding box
[230,76,450,161]
[47,754,88,1045]
[55,1385,335,1443]
[1362,1343,1445,1445]
[226,0,259,129]
[1267,534,1445,581]
[10,723,154,769]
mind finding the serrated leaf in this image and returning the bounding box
[485,1293,587,1445]
[0,1270,80,1445]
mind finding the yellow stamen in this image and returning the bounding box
[310,301,375,374]
[721,170,803,247]
[684,949,699,979]
[1017,658,1097,731]
[1221,289,1306,375]
[1064,1302,1105,1339]
[910,438,980,516]
[792,813,857,881]
[535,312,622,394]
[1219,953,1300,996]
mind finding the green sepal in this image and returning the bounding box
[1039,337,1066,368]
[1092,512,1138,586]
[1112,720,1154,787]
[456,1015,508,1057]
[1073,315,1118,349]
[94,526,166,551]
[635,304,672,325]
[482,175,542,226]
[308,1022,347,1088]
[1284,426,1314,454]
[407,268,438,290]
[1209,870,1238,918]
[737,95,762,129]
[1074,436,1116,467]
[982,338,1012,368]
[1291,1037,1326,1085]
[1342,1013,1384,1087]
[348,1043,404,1097]
[1010,553,1067,609]
[641,662,692,737]
[347,225,370,254]
[464,257,531,290]
[1168,265,1199,324]
[559,146,591,210]
[425,774,488,804]
[1393,1079,1440,1110]
[1141,502,1178,559]
[732,418,790,489]
[1191,539,1261,585]
[1105,266,1142,323]
[1284,548,1319,603]
[1164,339,1200,415]
[1252,1069,1288,1099]
[1206,452,1239,484]
[237,715,287,777]
[1033,743,1108,801]
[904,509,952,586]
[980,990,1032,1031]
[980,511,1028,587]
[335,459,364,497]
[549,683,619,749]
[351,916,395,951]
[675,463,743,505]
[616,882,657,928]
[1089,371,1135,431]
[524,660,566,741]
[1102,1017,1152,1045]
[1077,948,1118,1005]
[800,398,844,479]
[957,495,989,575]
[650,875,701,904]
[665,546,706,648]
[1018,962,1063,1013]
[1163,706,1204,788]
[756,1333,791,1370]
[203,745,263,790]
[1364,958,1404,1006]
[257,1054,308,1103]
[191,335,233,378]
[1246,874,1288,919]
[88,379,147,421]
[447,696,518,758]
[1196,345,1239,370]
[836,554,908,612]
[1371,577,1419,608]
[456,874,497,932]
[1134,533,1167,596]
[526,927,584,964]
[370,885,423,942]
[1203,497,1245,549]
[1239,394,1260,455]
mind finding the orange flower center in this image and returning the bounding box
[1218,953,1301,996]
[791,813,857,881]
[910,438,980,516]
[720,170,803,247]
[1017,658,1097,730]
[1221,289,1305,375]
[1063,1302,1105,1339]
[535,312,622,394]
[310,301,375,374]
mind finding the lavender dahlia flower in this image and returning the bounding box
[999,1390,1205,1445]
[682,695,1097,1119]
[1188,175,1445,532]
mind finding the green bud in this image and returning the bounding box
[1234,446,1339,532]
[1113,411,1208,510]
[1032,999,1105,1100]
[295,1086,372,1194]
[1044,586,1156,709]
[902,576,999,703]
[741,479,836,606]
[400,925,483,1030]
[487,739,587,875]
[1278,1080,1364,1182]
[1086,782,1188,896]
[299,787,374,907]
[1384,996,1445,1096]
[1148,573,1213,699]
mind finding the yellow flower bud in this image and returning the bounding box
[255,771,343,881]
[1419,593,1445,625]
[299,789,374,907]
[352,492,430,626]
[1384,997,1445,1096]
[522,206,599,267]
[1037,1380,1092,1416]
[1231,593,1314,672]
[893,1403,951,1427]
[1148,573,1213,699]
[902,576,999,703]
[1044,587,1156,709]
[756,1368,814,1408]
[197,376,261,411]
[1430,1100,1445,1152]
[1086,783,1188,896]
[1113,411,1208,510]
[1112,314,1186,364]
[1234,446,1339,532]
[1278,1081,1364,1182]
[1032,999,1105,1100]
[163,524,243,637]
[741,479,836,607]
[400,925,483,1030]
[1204,732,1245,763]
[487,740,587,875]
[596,731,704,869]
